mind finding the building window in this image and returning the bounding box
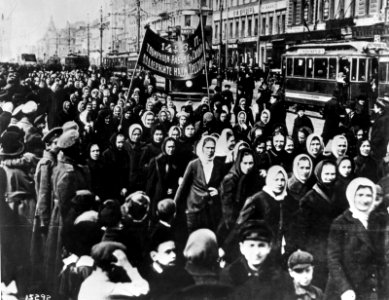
[236,20,239,37]
[276,15,281,34]
[269,16,273,35]
[366,0,370,15]
[241,18,245,36]
[292,1,297,25]
[323,0,329,19]
[224,23,227,39]
[248,16,252,36]
[185,15,191,27]
[262,17,266,35]
[254,17,258,35]
[215,23,219,39]
[229,21,233,38]
[281,14,286,33]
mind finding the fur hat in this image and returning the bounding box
[57,129,79,149]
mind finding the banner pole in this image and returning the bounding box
[199,4,210,102]
[126,27,147,102]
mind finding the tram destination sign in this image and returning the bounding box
[296,48,325,55]
[138,24,205,81]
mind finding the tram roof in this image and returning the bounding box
[286,40,389,55]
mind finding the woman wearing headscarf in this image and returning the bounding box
[258,131,287,173]
[306,133,325,168]
[237,165,295,256]
[329,134,348,161]
[325,178,386,300]
[332,156,355,216]
[146,137,181,219]
[294,160,338,289]
[233,111,251,143]
[140,110,155,143]
[255,109,272,139]
[354,139,379,183]
[174,135,225,235]
[156,108,171,133]
[125,124,145,193]
[168,125,182,141]
[94,109,115,152]
[233,97,254,126]
[218,148,263,257]
[120,107,137,139]
[140,124,165,173]
[214,128,236,176]
[86,143,106,201]
[177,122,197,172]
[287,154,313,205]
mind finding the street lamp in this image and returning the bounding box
[217,0,224,89]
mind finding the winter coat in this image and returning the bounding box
[44,156,90,295]
[371,111,389,160]
[354,154,379,183]
[321,98,342,144]
[325,210,386,300]
[125,140,146,192]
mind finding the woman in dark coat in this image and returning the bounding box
[86,143,106,201]
[102,133,130,200]
[146,137,181,219]
[258,131,288,172]
[354,139,379,183]
[294,160,338,289]
[139,124,165,171]
[287,154,313,205]
[177,122,197,172]
[325,178,386,300]
[233,111,251,143]
[331,156,355,216]
[237,165,297,257]
[125,124,146,193]
[94,109,116,152]
[174,136,225,235]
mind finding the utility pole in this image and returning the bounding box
[99,6,106,68]
[225,4,229,78]
[217,0,223,88]
[137,0,141,53]
[87,14,90,58]
[256,0,261,67]
[68,23,71,54]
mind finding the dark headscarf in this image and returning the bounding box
[313,159,337,197]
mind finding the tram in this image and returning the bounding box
[63,54,90,71]
[282,41,389,108]
[378,49,389,98]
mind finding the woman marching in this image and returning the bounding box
[325,177,386,300]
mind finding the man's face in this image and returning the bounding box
[289,266,314,288]
[240,240,272,269]
[116,135,125,150]
[151,241,176,268]
[297,110,304,117]
[49,137,60,154]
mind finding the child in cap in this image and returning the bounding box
[287,249,323,300]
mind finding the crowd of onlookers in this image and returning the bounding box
[0,63,389,300]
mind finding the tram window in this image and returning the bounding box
[358,58,366,81]
[351,58,358,81]
[286,58,293,76]
[329,58,337,79]
[314,58,328,78]
[293,58,305,77]
[307,58,313,77]
[379,62,389,83]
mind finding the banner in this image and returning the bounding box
[138,24,205,81]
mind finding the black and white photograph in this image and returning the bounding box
[1,0,389,299]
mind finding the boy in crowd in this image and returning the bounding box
[221,220,289,300]
[287,250,323,300]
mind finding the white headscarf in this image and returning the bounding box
[263,165,288,201]
[196,135,217,164]
[215,128,235,157]
[331,135,348,158]
[306,133,324,158]
[292,154,313,183]
[346,177,377,229]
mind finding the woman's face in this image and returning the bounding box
[296,159,311,181]
[266,140,272,151]
[238,113,246,123]
[146,101,153,111]
[338,159,352,178]
[171,128,180,140]
[167,100,174,108]
[90,144,100,160]
[159,112,167,122]
[321,164,337,184]
[179,116,187,126]
[285,138,294,154]
[202,140,216,160]
[360,140,371,157]
[255,143,266,155]
[145,115,155,127]
[297,131,307,145]
[273,134,285,152]
[131,128,141,143]
[165,140,176,156]
[104,116,111,124]
[185,125,195,138]
[335,138,347,157]
[240,154,254,174]
[354,186,373,212]
[227,136,236,151]
[261,112,269,124]
[309,138,321,156]
[272,172,286,195]
[153,130,164,143]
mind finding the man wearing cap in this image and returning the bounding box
[221,84,234,113]
[371,97,389,160]
[44,128,91,295]
[210,86,223,112]
[292,105,314,142]
[78,241,149,300]
[287,250,323,300]
[220,220,289,299]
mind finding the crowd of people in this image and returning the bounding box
[1,64,389,300]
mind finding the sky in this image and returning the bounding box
[1,0,103,57]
